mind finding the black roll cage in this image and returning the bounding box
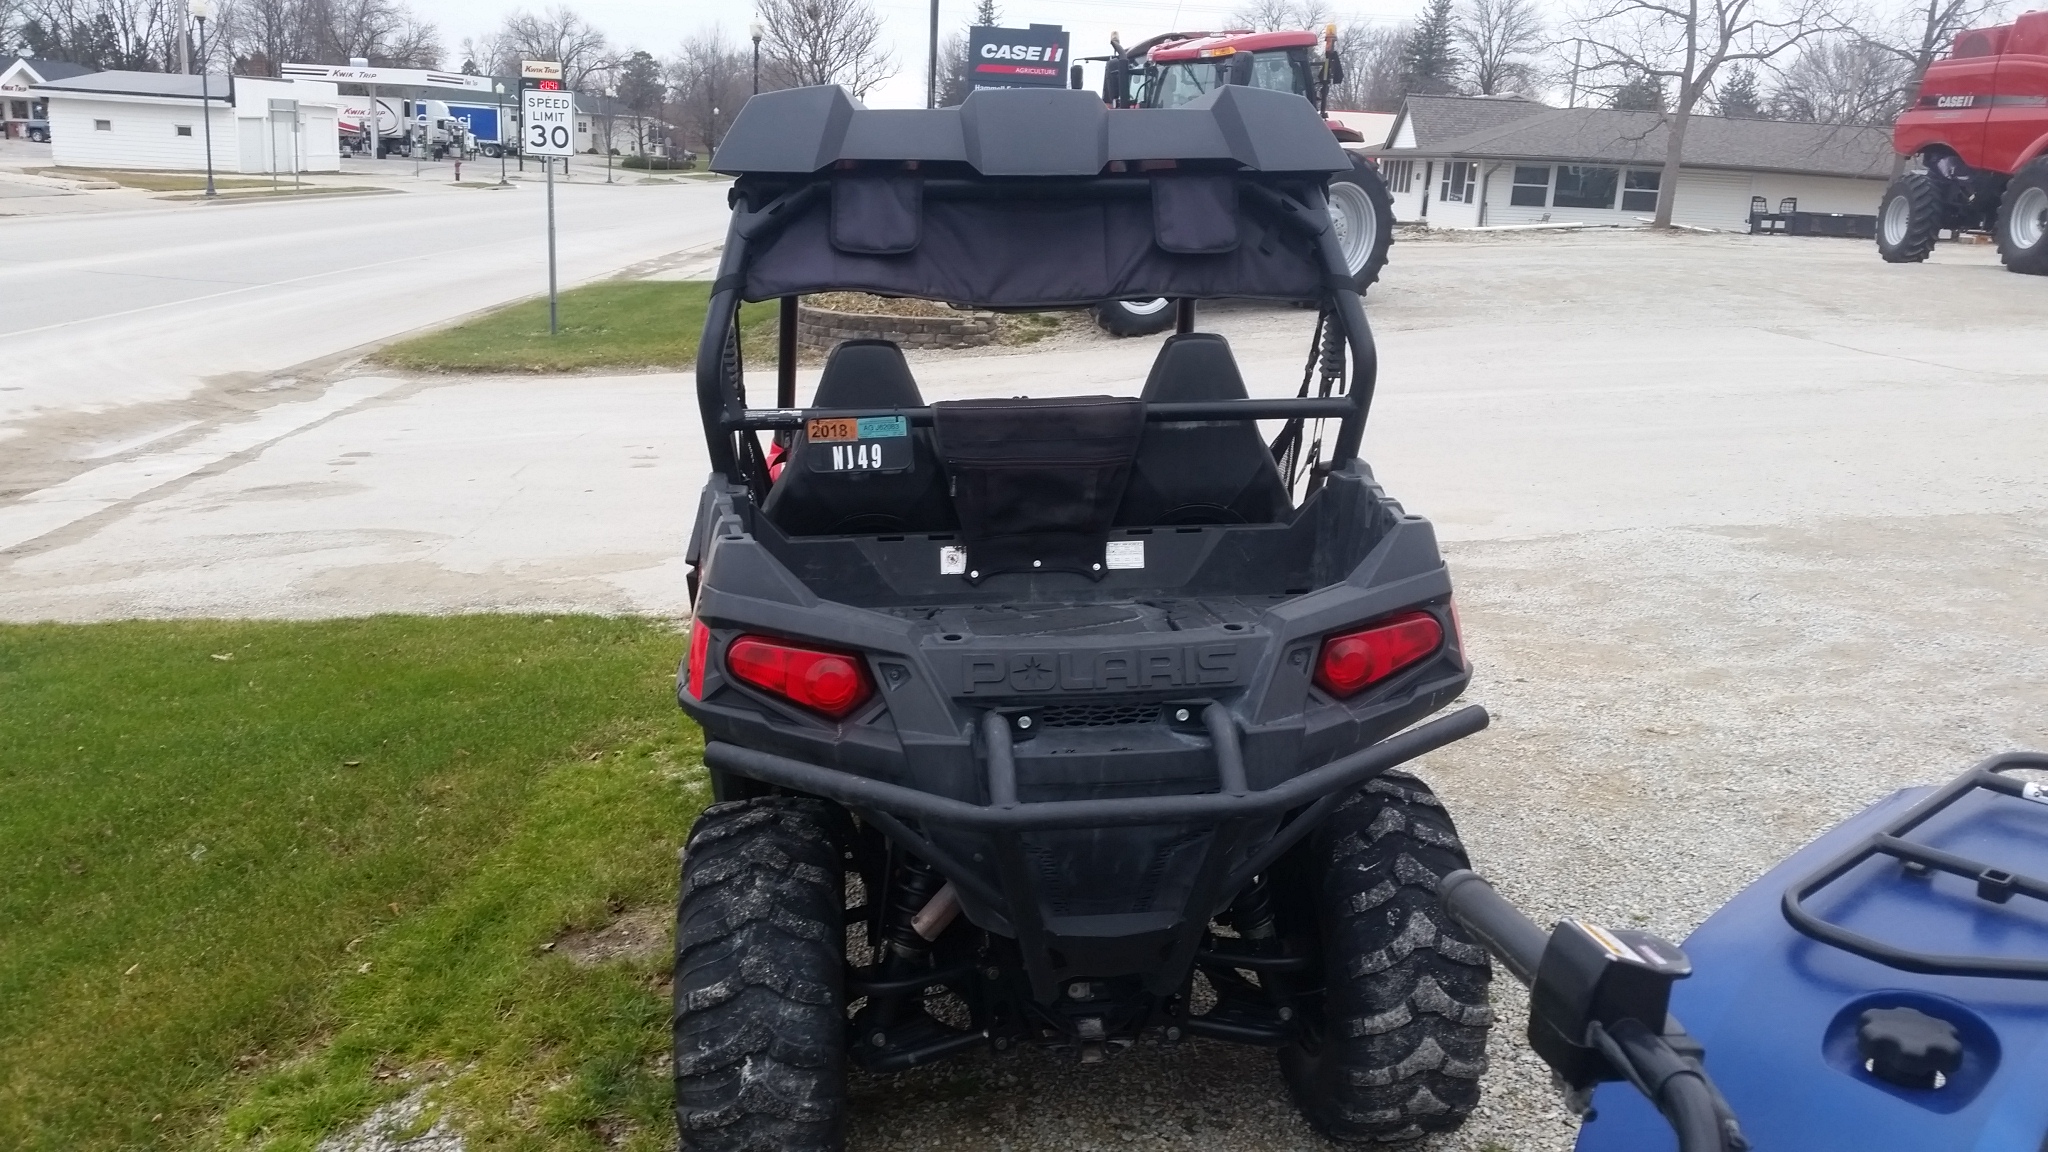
[693,170,1381,503]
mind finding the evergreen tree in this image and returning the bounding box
[1611,71,1667,111]
[1399,0,1462,95]
[1715,65,1764,117]
[974,0,1000,25]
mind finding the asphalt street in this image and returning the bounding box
[0,176,730,447]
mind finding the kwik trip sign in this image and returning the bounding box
[967,24,1071,88]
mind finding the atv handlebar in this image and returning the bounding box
[1438,868,1549,986]
[1438,870,1749,1152]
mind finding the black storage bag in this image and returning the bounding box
[933,396,1146,579]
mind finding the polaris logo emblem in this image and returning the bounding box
[962,644,1241,694]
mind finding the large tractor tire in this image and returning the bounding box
[1877,172,1942,263]
[1995,159,2048,276]
[1091,297,1178,337]
[673,797,848,1151]
[1327,156,1396,292]
[1278,771,1494,1145]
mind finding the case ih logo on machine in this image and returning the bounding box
[968,24,1071,87]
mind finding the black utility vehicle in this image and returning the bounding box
[674,83,1494,1150]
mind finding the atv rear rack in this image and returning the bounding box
[1781,751,2048,980]
[703,703,1488,999]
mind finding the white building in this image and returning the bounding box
[3,57,91,138]
[33,70,343,173]
[1370,95,1896,231]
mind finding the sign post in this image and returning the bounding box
[521,64,573,336]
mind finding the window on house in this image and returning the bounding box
[94,119,112,131]
[1552,164,1619,209]
[1510,165,1550,207]
[1439,160,1476,204]
[8,99,28,119]
[175,124,193,136]
[1621,169,1661,212]
[1381,159,1414,193]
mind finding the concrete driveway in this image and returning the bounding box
[3,227,2036,623]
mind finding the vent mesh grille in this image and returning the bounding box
[1037,700,1163,728]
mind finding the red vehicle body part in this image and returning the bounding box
[1895,11,2048,175]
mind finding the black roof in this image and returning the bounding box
[6,57,94,82]
[713,84,1353,177]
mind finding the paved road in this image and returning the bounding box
[0,178,731,444]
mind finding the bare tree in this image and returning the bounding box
[497,5,607,91]
[1456,0,1546,93]
[318,0,438,66]
[756,0,894,95]
[1232,0,1332,30]
[1329,21,1411,110]
[668,24,745,154]
[1571,0,1842,225]
[1769,34,1913,121]
[1857,0,2007,166]
[18,0,184,70]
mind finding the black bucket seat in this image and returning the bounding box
[1115,333,1292,526]
[762,340,957,536]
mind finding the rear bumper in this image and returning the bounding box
[704,702,1488,1000]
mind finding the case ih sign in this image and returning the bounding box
[968,24,1071,88]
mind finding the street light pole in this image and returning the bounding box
[190,0,216,197]
[926,0,939,108]
[750,22,763,95]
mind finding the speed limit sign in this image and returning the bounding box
[521,88,574,157]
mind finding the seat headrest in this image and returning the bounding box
[1140,332,1249,403]
[814,339,925,410]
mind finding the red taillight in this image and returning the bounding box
[685,616,710,699]
[1314,611,1443,699]
[725,635,874,719]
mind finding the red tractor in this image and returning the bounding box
[1089,26,1396,334]
[1878,10,2048,274]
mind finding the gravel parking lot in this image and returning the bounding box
[4,226,2045,1150]
[847,232,2048,1152]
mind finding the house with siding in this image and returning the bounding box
[1369,94,1897,230]
[33,70,343,173]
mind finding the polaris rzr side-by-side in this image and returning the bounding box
[672,83,1495,1150]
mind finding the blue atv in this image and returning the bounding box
[1444,751,2048,1152]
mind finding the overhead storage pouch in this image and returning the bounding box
[831,173,923,255]
[1151,174,1240,254]
[933,397,1146,580]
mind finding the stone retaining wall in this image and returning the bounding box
[796,303,997,351]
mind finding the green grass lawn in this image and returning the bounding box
[372,281,776,374]
[40,166,276,192]
[0,617,706,1151]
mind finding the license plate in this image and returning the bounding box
[804,414,911,473]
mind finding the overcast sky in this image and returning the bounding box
[433,0,1424,109]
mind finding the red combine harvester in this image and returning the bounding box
[1878,10,2048,274]
[1089,26,1396,334]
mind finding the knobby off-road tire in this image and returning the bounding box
[1877,172,1942,263]
[673,797,847,1152]
[1995,159,2048,276]
[1279,771,1493,1145]
[1328,156,1396,293]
